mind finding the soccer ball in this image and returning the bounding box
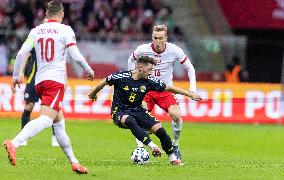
[130,147,150,165]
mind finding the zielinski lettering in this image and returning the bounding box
[38,29,59,34]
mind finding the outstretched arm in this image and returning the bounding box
[182,60,196,92]
[88,78,108,101]
[68,45,94,81]
[165,85,202,101]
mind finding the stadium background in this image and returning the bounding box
[0,0,284,179]
[0,0,283,123]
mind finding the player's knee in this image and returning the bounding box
[25,102,35,111]
[124,116,137,128]
[53,119,65,129]
[150,123,162,133]
[170,112,181,123]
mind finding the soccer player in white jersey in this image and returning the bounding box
[3,1,93,174]
[128,25,198,160]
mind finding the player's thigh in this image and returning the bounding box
[112,110,129,129]
[24,83,39,104]
[156,92,179,112]
[135,110,160,130]
[24,101,35,111]
[40,105,58,120]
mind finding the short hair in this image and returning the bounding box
[137,56,156,66]
[153,24,168,34]
[46,0,63,18]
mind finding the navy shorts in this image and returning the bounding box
[111,107,160,130]
[24,83,39,103]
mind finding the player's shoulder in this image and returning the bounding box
[110,71,132,79]
[166,42,182,51]
[147,75,162,83]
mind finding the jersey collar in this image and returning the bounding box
[47,19,60,23]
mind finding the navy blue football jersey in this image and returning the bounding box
[106,71,166,111]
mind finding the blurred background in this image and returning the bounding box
[0,0,283,123]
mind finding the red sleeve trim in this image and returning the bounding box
[180,57,188,64]
[132,52,137,60]
[66,43,76,48]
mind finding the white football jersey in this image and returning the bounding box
[128,42,189,85]
[29,20,76,85]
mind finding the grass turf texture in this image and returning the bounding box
[1,118,284,179]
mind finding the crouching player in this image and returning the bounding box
[89,56,202,165]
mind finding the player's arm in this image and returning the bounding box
[68,45,94,80]
[165,85,202,101]
[12,35,34,92]
[182,59,197,92]
[20,53,31,78]
[128,46,141,70]
[177,46,197,92]
[88,78,108,101]
[65,26,94,80]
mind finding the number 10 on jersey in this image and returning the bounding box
[38,38,55,62]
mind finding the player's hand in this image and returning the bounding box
[190,92,202,101]
[11,78,22,93]
[88,92,97,101]
[86,70,94,81]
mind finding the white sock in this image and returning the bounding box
[136,138,144,148]
[172,119,183,146]
[169,153,177,162]
[12,115,53,148]
[147,141,158,150]
[53,119,78,163]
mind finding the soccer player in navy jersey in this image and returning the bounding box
[89,56,201,165]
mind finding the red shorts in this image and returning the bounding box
[143,91,179,112]
[35,80,65,112]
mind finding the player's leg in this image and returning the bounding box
[53,110,88,174]
[168,104,183,159]
[20,84,37,146]
[3,80,63,166]
[51,125,59,147]
[135,92,156,148]
[3,105,56,166]
[149,123,182,165]
[12,105,57,147]
[156,92,183,160]
[120,114,160,154]
[21,102,34,129]
[20,101,34,146]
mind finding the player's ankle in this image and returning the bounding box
[168,153,177,161]
[147,141,158,150]
[172,140,179,146]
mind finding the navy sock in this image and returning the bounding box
[155,127,173,155]
[124,116,152,145]
[21,110,31,129]
[52,125,55,136]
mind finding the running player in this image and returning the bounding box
[20,48,59,146]
[128,25,197,160]
[3,1,94,174]
[89,56,201,165]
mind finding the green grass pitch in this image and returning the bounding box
[1,118,284,179]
